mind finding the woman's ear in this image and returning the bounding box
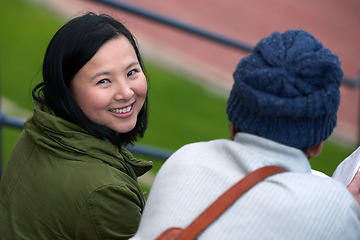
[229,124,237,140]
[305,141,325,157]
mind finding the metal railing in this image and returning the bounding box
[1,0,360,178]
[92,0,255,52]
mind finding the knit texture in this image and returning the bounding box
[226,30,343,149]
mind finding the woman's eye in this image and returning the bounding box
[97,79,110,84]
[127,69,137,77]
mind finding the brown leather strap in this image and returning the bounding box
[175,165,286,240]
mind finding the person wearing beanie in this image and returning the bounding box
[226,29,341,150]
[131,30,360,240]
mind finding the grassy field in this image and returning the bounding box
[0,0,355,189]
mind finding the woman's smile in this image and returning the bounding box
[109,103,135,117]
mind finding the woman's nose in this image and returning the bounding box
[114,85,133,101]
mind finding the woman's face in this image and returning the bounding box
[70,36,147,134]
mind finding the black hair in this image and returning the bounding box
[32,12,148,147]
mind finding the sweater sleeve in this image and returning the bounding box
[75,184,144,240]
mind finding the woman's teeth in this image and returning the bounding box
[110,105,132,114]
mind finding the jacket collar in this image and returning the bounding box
[25,103,152,177]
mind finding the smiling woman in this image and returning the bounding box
[34,12,149,147]
[70,36,148,134]
[0,12,152,240]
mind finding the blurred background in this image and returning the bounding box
[1,0,360,190]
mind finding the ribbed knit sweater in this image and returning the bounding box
[132,133,360,240]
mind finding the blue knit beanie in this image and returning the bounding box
[226,30,343,149]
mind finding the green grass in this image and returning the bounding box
[139,61,229,151]
[0,0,62,169]
[310,141,353,176]
[0,0,355,185]
[0,0,63,110]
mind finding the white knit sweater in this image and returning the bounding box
[132,133,360,239]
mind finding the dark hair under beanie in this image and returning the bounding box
[226,30,343,149]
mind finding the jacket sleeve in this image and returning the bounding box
[75,184,144,240]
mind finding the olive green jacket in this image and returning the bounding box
[0,104,152,240]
